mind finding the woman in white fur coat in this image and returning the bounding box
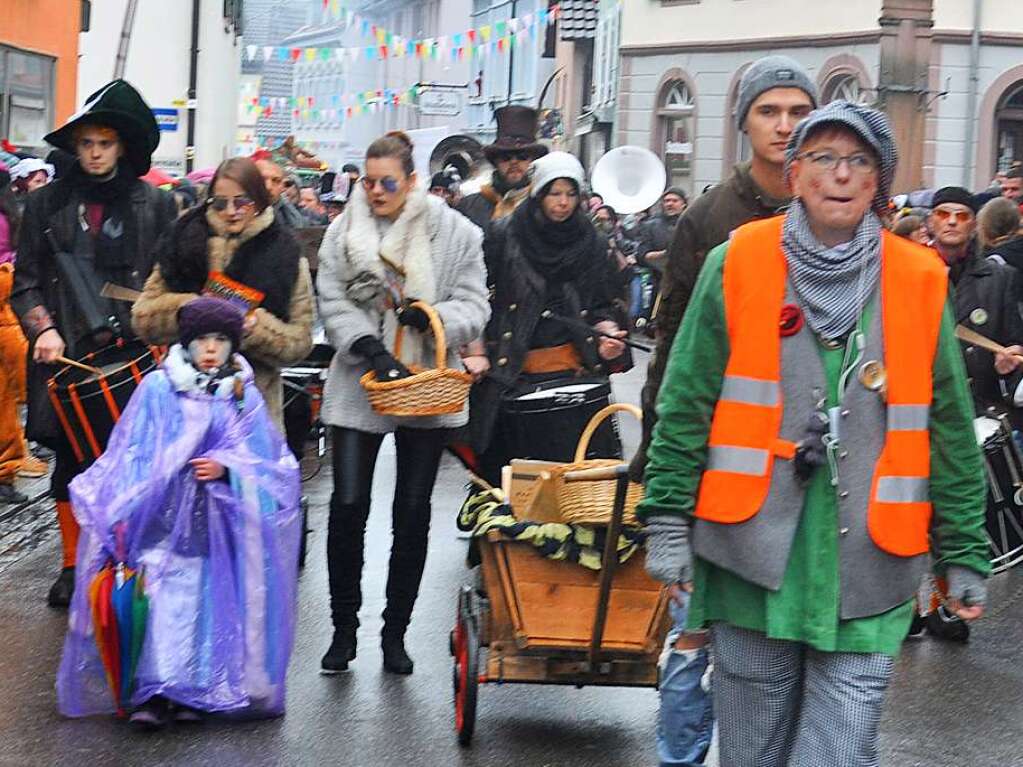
[315,131,489,676]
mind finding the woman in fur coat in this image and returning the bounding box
[131,157,314,428]
[315,131,489,676]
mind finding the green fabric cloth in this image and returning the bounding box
[638,241,990,656]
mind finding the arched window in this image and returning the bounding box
[657,79,695,194]
[996,82,1023,174]
[822,73,870,106]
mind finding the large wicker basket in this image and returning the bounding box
[548,403,644,526]
[359,301,472,417]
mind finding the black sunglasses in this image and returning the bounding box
[495,151,531,163]
[208,195,255,211]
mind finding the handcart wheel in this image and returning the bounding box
[453,587,480,746]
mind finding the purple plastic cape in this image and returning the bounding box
[57,346,301,718]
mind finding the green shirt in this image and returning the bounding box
[639,242,990,656]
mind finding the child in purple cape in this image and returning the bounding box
[57,296,302,728]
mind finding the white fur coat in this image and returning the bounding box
[316,185,490,433]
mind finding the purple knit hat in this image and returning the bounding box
[178,296,245,350]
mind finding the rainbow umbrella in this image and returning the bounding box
[89,562,149,715]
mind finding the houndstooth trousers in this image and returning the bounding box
[711,623,895,767]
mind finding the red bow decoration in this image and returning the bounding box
[780,304,804,337]
[1,139,17,153]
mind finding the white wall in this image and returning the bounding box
[933,0,1023,34]
[77,0,241,174]
[621,0,881,48]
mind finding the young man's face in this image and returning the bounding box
[743,87,815,167]
[75,125,123,177]
[1002,176,1022,202]
[188,333,232,372]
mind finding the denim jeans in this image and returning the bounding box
[657,593,714,767]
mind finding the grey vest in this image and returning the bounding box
[692,285,929,620]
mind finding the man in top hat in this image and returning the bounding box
[11,79,177,607]
[639,100,989,766]
[457,105,548,232]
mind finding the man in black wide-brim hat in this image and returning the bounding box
[457,105,548,232]
[11,79,177,607]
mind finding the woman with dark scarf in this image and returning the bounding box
[132,157,314,428]
[469,151,627,486]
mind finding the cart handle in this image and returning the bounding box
[563,463,629,483]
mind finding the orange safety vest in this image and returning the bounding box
[693,216,947,557]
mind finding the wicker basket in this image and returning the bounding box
[360,301,472,417]
[548,403,644,526]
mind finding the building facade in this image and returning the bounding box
[77,0,243,175]
[0,0,84,153]
[616,0,1023,197]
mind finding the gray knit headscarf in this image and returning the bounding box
[781,100,897,340]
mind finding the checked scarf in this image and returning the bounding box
[782,200,882,341]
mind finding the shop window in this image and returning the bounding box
[658,80,695,193]
[1,47,55,149]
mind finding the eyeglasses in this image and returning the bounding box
[360,176,400,193]
[208,195,255,212]
[932,207,974,224]
[495,151,531,163]
[797,151,878,174]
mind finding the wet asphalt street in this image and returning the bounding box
[0,356,1021,766]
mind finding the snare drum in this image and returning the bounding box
[974,415,1023,572]
[500,376,621,463]
[48,340,159,463]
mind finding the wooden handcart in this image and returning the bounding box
[450,464,670,746]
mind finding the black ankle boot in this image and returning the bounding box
[381,632,414,675]
[320,630,358,674]
[47,567,75,608]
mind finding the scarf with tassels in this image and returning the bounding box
[782,200,882,340]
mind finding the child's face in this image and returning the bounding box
[188,333,232,372]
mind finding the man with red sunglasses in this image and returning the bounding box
[929,185,1023,642]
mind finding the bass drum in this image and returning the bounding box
[500,377,621,464]
[975,415,1023,572]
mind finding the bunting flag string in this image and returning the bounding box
[245,85,425,121]
[246,6,558,64]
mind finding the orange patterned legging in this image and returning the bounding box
[0,316,28,484]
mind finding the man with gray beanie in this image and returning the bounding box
[630,54,816,767]
[632,54,817,482]
[637,100,989,766]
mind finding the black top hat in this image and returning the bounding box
[45,79,161,176]
[483,106,549,164]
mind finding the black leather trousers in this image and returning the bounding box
[326,426,448,636]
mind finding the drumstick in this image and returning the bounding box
[55,356,104,375]
[954,325,1023,361]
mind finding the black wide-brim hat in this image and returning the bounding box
[45,79,160,176]
[483,105,549,164]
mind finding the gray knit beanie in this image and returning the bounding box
[735,55,818,130]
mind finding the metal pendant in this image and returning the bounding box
[859,360,887,393]
[970,308,988,326]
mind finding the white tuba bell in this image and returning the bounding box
[590,146,667,214]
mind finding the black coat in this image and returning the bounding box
[635,212,680,269]
[11,172,176,446]
[12,174,176,344]
[953,251,1023,423]
[457,192,495,232]
[468,215,614,452]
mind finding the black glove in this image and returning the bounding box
[396,300,430,331]
[793,410,829,482]
[351,335,411,381]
